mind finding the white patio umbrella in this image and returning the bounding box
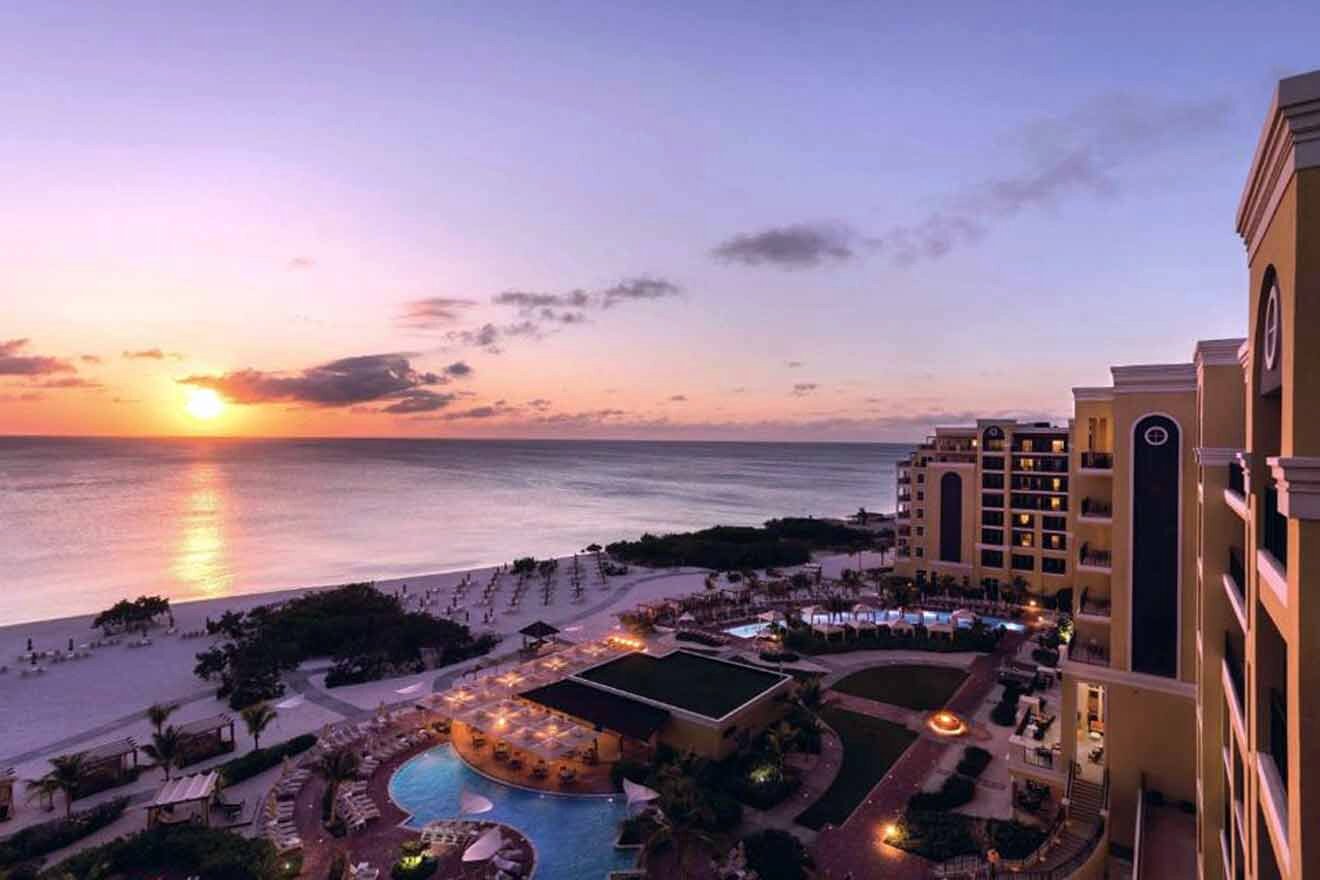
[623,778,660,808]
[677,612,696,623]
[462,827,506,862]
[459,788,494,815]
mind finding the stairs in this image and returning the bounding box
[1068,777,1105,826]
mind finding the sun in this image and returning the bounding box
[185,388,225,421]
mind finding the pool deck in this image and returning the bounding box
[293,732,536,880]
[450,720,617,795]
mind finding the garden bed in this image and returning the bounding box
[795,707,917,830]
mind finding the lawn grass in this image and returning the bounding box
[795,706,918,830]
[830,663,969,711]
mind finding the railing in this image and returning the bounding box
[897,475,911,485]
[1228,460,1245,495]
[1012,495,1068,513]
[1012,476,1069,492]
[1012,459,1070,475]
[1080,451,1114,470]
[896,509,910,520]
[1224,636,1246,716]
[1080,497,1112,518]
[1078,544,1112,568]
[1078,588,1110,617]
[1067,639,1110,667]
[1022,745,1057,769]
[898,491,911,502]
[1263,481,1288,567]
[1227,547,1246,603]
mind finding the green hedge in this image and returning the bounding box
[0,797,129,868]
[893,809,980,861]
[218,734,317,786]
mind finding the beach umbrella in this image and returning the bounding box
[677,612,696,623]
[459,788,494,815]
[462,827,506,862]
[623,778,660,808]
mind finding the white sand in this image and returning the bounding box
[0,550,877,840]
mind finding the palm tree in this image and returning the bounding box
[27,754,85,817]
[142,726,182,781]
[641,783,716,880]
[313,748,360,825]
[146,702,178,735]
[240,702,278,752]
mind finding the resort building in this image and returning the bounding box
[896,68,1320,880]
[894,420,1073,596]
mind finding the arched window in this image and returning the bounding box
[939,472,963,563]
[1131,413,1180,678]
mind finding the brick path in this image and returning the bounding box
[811,633,1025,879]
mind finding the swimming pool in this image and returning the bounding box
[390,745,636,879]
[724,610,1025,639]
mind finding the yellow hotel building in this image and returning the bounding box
[893,69,1319,879]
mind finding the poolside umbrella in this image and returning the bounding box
[462,827,506,862]
[623,778,660,808]
[459,788,494,815]
[677,612,696,624]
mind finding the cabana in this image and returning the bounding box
[518,621,560,651]
[176,714,236,766]
[146,771,219,828]
[810,621,845,640]
[0,768,14,821]
[69,738,139,796]
[850,604,879,633]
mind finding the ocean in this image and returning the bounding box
[0,437,911,625]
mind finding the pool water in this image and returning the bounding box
[390,745,637,879]
[724,610,1026,639]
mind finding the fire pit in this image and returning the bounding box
[927,709,967,737]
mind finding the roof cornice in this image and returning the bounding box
[1237,69,1320,259]
[1194,338,1247,368]
[1111,363,1197,395]
[1072,386,1114,402]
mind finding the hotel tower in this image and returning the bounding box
[894,69,1320,879]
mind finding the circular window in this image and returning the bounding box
[1264,281,1280,370]
[987,426,1002,438]
[1144,426,1169,446]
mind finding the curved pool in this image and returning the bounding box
[390,745,637,879]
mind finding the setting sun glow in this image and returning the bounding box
[185,389,225,421]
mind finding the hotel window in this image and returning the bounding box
[1043,533,1066,551]
[1011,554,1034,571]
[1012,530,1034,548]
[1050,476,1065,492]
[1051,438,1067,453]
[983,455,1004,471]
[917,474,925,483]
[1016,513,1034,528]
[1020,439,1036,452]
[982,510,1004,526]
[980,549,1004,568]
[1043,515,1066,532]
[982,493,1004,509]
[1019,457,1036,471]
[916,526,924,537]
[916,508,924,519]
[916,491,924,501]
[981,528,1004,545]
[915,548,924,558]
[1042,557,1066,574]
[982,473,1004,490]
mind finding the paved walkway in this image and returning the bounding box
[739,716,844,844]
[811,633,1026,879]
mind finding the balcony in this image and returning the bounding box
[1223,547,1247,630]
[1078,544,1112,572]
[1257,753,1291,875]
[1012,458,1070,475]
[897,475,911,485]
[896,509,910,520]
[1080,451,1114,472]
[1223,639,1246,720]
[1263,480,1288,567]
[1078,588,1111,619]
[1066,638,1110,668]
[897,491,911,502]
[1079,498,1113,522]
[1228,460,1245,495]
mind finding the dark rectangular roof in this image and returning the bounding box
[519,621,560,639]
[575,650,788,720]
[518,680,669,742]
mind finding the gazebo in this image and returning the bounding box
[67,738,139,796]
[519,620,560,651]
[146,771,219,828]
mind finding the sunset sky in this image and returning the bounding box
[4,2,1317,440]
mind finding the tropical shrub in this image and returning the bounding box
[908,774,976,811]
[0,797,128,867]
[742,829,813,880]
[892,809,980,861]
[41,824,278,880]
[987,819,1048,860]
[606,518,874,571]
[92,595,171,632]
[218,734,317,786]
[956,746,992,779]
[674,630,725,647]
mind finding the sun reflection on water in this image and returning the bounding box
[171,461,234,597]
